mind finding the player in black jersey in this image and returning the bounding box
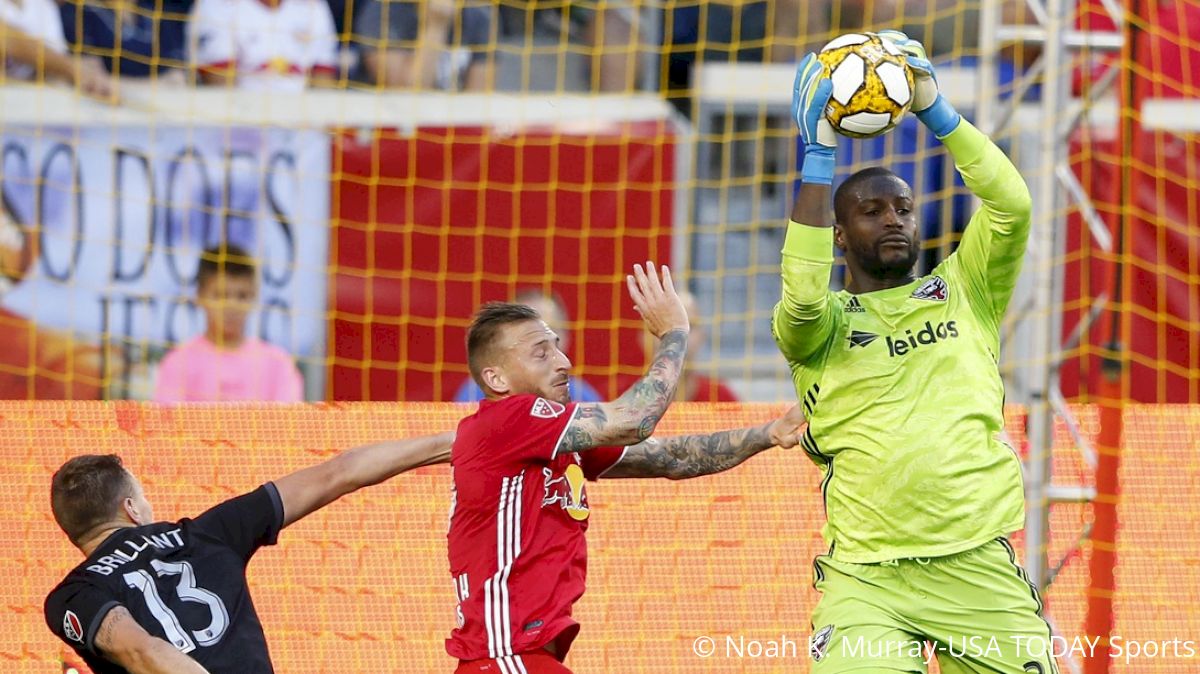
[45,432,453,674]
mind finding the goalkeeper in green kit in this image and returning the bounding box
[778,32,1059,674]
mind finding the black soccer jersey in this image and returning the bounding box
[45,484,285,673]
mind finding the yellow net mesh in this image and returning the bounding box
[2,0,1200,671]
[0,0,1195,402]
[2,402,1199,672]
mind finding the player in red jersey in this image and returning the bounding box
[447,263,804,674]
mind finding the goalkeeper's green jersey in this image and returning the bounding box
[773,120,1032,564]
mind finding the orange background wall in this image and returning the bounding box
[1,403,1197,673]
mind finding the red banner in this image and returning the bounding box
[1062,2,1200,402]
[328,121,678,401]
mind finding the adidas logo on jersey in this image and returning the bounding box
[844,297,865,313]
[911,276,949,301]
[885,320,960,357]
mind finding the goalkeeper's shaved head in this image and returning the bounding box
[833,167,920,282]
[834,167,906,226]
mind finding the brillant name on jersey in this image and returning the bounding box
[85,528,185,576]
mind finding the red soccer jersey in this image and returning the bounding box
[446,394,625,662]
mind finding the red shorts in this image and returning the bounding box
[455,651,572,674]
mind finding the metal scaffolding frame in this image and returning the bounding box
[976,0,1124,669]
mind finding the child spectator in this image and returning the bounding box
[352,0,494,90]
[154,244,303,402]
[188,0,338,91]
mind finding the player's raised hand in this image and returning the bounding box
[626,262,689,339]
[768,404,807,449]
[877,30,961,138]
[792,52,837,185]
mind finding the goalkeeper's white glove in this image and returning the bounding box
[877,30,962,138]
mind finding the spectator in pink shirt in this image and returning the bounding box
[154,244,304,402]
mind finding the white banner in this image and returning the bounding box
[0,125,329,398]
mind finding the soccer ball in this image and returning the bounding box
[818,32,915,138]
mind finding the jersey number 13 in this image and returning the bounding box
[122,560,230,652]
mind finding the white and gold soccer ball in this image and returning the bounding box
[817,32,915,138]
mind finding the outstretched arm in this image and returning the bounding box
[274,432,453,528]
[940,120,1033,319]
[94,606,211,674]
[557,262,691,453]
[602,405,806,479]
[774,54,841,364]
[880,31,1032,320]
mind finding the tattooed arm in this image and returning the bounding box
[601,404,805,479]
[557,262,691,454]
[558,328,688,453]
[94,606,211,673]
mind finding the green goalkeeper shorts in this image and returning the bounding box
[808,538,1061,674]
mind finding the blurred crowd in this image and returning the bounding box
[0,0,1037,404]
[0,0,1001,101]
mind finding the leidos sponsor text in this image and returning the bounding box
[886,320,959,357]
